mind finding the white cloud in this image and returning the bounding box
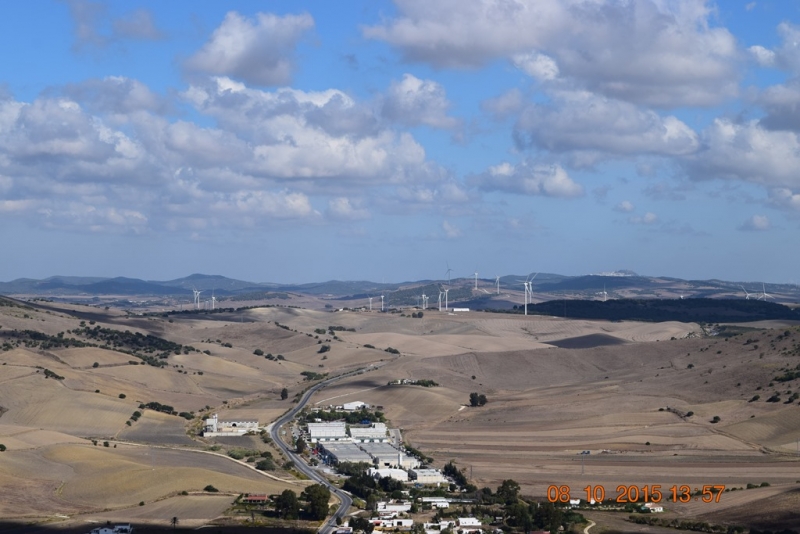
[63,76,168,115]
[186,11,314,86]
[112,9,164,40]
[327,197,370,220]
[515,90,699,156]
[683,119,800,189]
[364,0,739,107]
[749,45,775,67]
[381,74,460,129]
[442,220,462,238]
[629,212,658,225]
[65,0,163,50]
[738,214,770,231]
[481,89,525,120]
[615,200,635,213]
[768,188,800,211]
[470,161,584,198]
[512,52,559,81]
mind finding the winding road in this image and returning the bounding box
[270,366,379,533]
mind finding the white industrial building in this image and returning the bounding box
[308,422,348,442]
[377,500,412,513]
[408,468,447,484]
[372,518,413,529]
[203,414,259,437]
[369,468,409,482]
[361,442,419,469]
[318,442,373,464]
[350,422,388,442]
[343,401,369,411]
[420,497,449,508]
[457,518,481,527]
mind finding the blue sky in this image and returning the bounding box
[2,0,800,284]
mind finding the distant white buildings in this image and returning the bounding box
[420,497,449,508]
[642,502,664,513]
[90,525,133,534]
[377,500,412,513]
[452,308,470,312]
[408,468,447,485]
[343,401,369,411]
[203,414,259,437]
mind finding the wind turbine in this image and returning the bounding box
[438,290,443,311]
[443,288,449,311]
[758,283,774,301]
[601,284,608,302]
[523,273,538,316]
[368,296,373,311]
[445,261,453,286]
[474,270,479,291]
[380,294,384,312]
[421,293,428,310]
[740,285,753,300]
[495,276,501,295]
[211,290,217,310]
[192,289,202,310]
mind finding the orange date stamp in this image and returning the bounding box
[547,484,726,504]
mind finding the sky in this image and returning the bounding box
[1,0,800,284]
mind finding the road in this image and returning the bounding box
[270,367,377,533]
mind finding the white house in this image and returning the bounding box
[343,401,368,411]
[457,518,481,527]
[203,414,259,437]
[569,498,581,507]
[643,502,664,513]
[420,497,449,508]
[372,518,414,529]
[377,500,412,513]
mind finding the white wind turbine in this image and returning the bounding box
[474,270,479,290]
[211,290,217,310]
[443,288,449,311]
[438,290,443,311]
[740,285,753,300]
[380,294,385,312]
[495,275,501,295]
[523,272,538,316]
[758,283,774,301]
[445,261,453,286]
[422,293,429,310]
[192,289,202,310]
[601,284,608,302]
[368,296,373,311]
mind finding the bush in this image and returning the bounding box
[119,393,126,399]
[710,416,721,424]
[254,348,264,356]
[92,362,99,368]
[204,485,219,492]
[0,444,6,452]
[749,395,761,402]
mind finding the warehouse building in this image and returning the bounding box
[369,468,409,482]
[408,468,447,485]
[318,441,373,464]
[308,421,348,442]
[343,401,369,411]
[361,442,419,469]
[350,422,388,442]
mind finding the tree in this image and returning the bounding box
[281,387,288,400]
[478,394,487,406]
[497,479,520,504]
[254,348,264,356]
[349,516,374,533]
[171,517,179,530]
[301,484,331,520]
[275,489,300,519]
[470,393,487,407]
[296,437,307,454]
[0,444,6,452]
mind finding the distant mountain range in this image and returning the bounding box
[0,273,797,304]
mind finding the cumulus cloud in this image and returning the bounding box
[62,76,168,115]
[442,220,462,238]
[512,52,559,81]
[364,0,739,107]
[327,197,370,220]
[381,74,460,129]
[65,0,164,50]
[481,89,525,120]
[629,212,658,225]
[738,214,770,231]
[768,188,800,211]
[186,11,314,86]
[615,200,635,212]
[514,90,699,157]
[683,119,800,189]
[749,45,776,67]
[0,76,459,234]
[470,161,584,198]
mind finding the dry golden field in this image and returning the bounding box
[3,298,800,529]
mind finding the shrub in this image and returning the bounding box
[92,362,99,368]
[749,395,761,402]
[103,441,110,447]
[204,485,219,492]
[254,348,264,356]
[0,444,6,452]
[119,393,126,399]
[710,416,721,424]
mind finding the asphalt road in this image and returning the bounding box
[270,367,377,533]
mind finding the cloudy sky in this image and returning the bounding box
[1,0,799,284]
